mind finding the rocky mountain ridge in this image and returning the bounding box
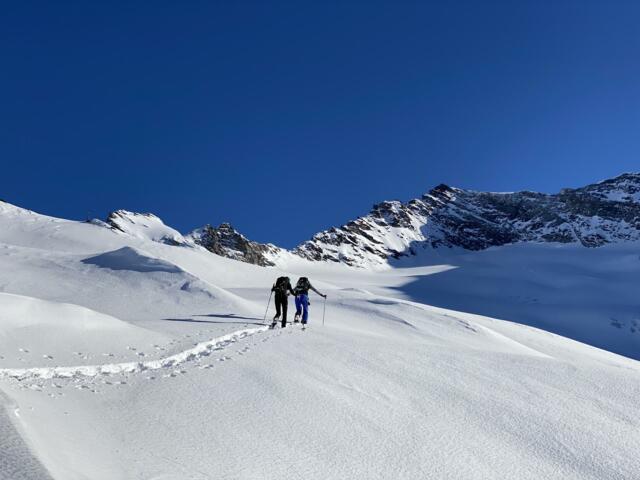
[99,211,283,267]
[93,173,640,268]
[185,223,282,267]
[294,172,640,267]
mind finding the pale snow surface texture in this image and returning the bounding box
[0,200,638,480]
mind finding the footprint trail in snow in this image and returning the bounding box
[0,325,271,382]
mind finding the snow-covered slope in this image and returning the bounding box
[295,173,640,268]
[92,211,285,267]
[0,292,168,369]
[0,198,639,480]
[102,210,189,246]
[0,201,124,253]
[387,241,640,360]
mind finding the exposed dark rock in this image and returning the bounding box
[187,223,280,267]
[97,173,640,269]
[294,173,640,267]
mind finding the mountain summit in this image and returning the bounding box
[186,223,282,267]
[294,173,640,267]
[94,173,640,268]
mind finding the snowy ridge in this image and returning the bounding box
[75,173,640,269]
[104,210,189,246]
[590,172,640,202]
[0,292,133,331]
[0,326,268,381]
[295,173,640,268]
[0,201,40,219]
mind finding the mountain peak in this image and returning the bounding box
[186,223,281,267]
[37,172,640,269]
[603,171,640,182]
[430,183,455,194]
[572,172,640,203]
[105,210,188,246]
[294,173,640,268]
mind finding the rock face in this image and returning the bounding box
[98,173,640,268]
[186,223,281,267]
[294,173,640,268]
[98,210,282,267]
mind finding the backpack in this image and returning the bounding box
[294,277,310,294]
[274,276,290,293]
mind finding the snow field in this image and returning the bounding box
[0,201,638,479]
[0,325,268,381]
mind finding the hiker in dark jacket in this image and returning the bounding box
[293,277,326,325]
[271,276,295,328]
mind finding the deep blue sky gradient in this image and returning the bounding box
[2,1,640,247]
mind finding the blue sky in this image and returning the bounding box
[2,1,639,248]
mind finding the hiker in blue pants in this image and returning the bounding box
[293,277,326,325]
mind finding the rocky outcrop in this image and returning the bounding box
[186,223,281,267]
[294,173,640,267]
[96,173,640,268]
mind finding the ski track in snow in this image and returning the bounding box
[0,326,269,381]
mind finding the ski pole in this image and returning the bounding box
[322,296,327,326]
[263,290,273,324]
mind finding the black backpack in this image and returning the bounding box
[295,277,310,294]
[274,276,290,293]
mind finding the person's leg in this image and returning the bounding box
[270,296,279,327]
[295,295,302,319]
[301,294,309,324]
[274,293,282,320]
[281,296,288,328]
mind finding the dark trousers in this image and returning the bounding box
[274,292,288,327]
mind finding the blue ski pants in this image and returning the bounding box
[295,294,309,324]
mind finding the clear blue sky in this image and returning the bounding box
[2,1,639,248]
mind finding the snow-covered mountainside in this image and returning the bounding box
[87,173,640,269]
[295,173,640,267]
[186,223,282,266]
[92,212,284,267]
[100,210,189,246]
[0,199,639,480]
